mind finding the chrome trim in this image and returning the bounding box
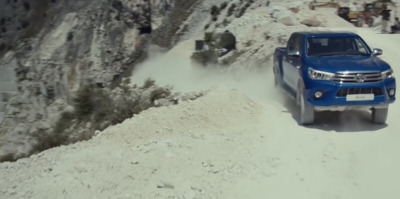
[314,104,388,111]
[372,48,383,56]
[288,50,301,57]
[333,71,383,83]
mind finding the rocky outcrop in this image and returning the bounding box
[270,6,299,26]
[0,0,205,161]
[301,19,322,27]
[0,0,54,58]
[151,0,201,48]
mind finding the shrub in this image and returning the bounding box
[2,79,204,162]
[264,32,271,40]
[23,2,30,11]
[53,111,76,136]
[142,78,155,89]
[227,3,237,16]
[210,5,220,16]
[73,84,96,119]
[72,84,112,120]
[204,32,214,44]
[244,40,253,47]
[110,98,140,124]
[220,2,228,10]
[66,31,74,41]
[20,20,30,29]
[212,16,218,21]
[150,87,171,102]
[223,18,229,26]
[237,2,251,18]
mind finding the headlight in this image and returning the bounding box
[308,67,335,81]
[381,69,394,79]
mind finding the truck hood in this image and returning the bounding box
[306,56,390,72]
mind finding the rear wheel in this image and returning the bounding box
[372,108,388,124]
[300,88,314,125]
[356,17,363,27]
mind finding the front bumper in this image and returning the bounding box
[314,104,388,111]
[305,78,396,110]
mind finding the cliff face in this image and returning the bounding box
[0,0,202,161]
[0,0,53,57]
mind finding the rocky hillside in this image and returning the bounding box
[0,0,205,161]
[0,0,391,161]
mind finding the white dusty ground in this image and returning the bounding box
[1,1,400,199]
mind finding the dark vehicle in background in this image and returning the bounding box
[337,1,394,27]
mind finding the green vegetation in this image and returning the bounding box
[43,79,194,157]
[211,5,220,21]
[210,5,220,16]
[204,32,214,43]
[227,3,237,17]
[237,2,251,18]
[223,18,229,26]
[53,111,76,140]
[220,2,228,10]
[244,40,253,47]
[142,78,155,89]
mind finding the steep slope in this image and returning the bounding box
[0,0,202,161]
[0,87,265,198]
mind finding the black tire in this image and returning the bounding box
[372,108,388,124]
[356,17,363,27]
[300,89,314,125]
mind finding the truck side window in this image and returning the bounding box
[288,35,301,52]
[287,35,296,51]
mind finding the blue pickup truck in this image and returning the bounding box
[273,31,396,125]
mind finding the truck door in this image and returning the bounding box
[282,34,302,91]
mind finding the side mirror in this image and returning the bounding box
[372,48,383,56]
[288,50,301,57]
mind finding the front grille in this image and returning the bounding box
[333,71,382,83]
[336,87,383,97]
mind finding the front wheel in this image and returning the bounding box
[300,90,314,125]
[372,108,388,124]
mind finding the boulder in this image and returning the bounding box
[270,7,298,26]
[301,19,321,27]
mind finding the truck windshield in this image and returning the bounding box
[307,36,371,57]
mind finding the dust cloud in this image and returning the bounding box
[130,42,285,105]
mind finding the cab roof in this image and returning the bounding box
[293,31,359,38]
